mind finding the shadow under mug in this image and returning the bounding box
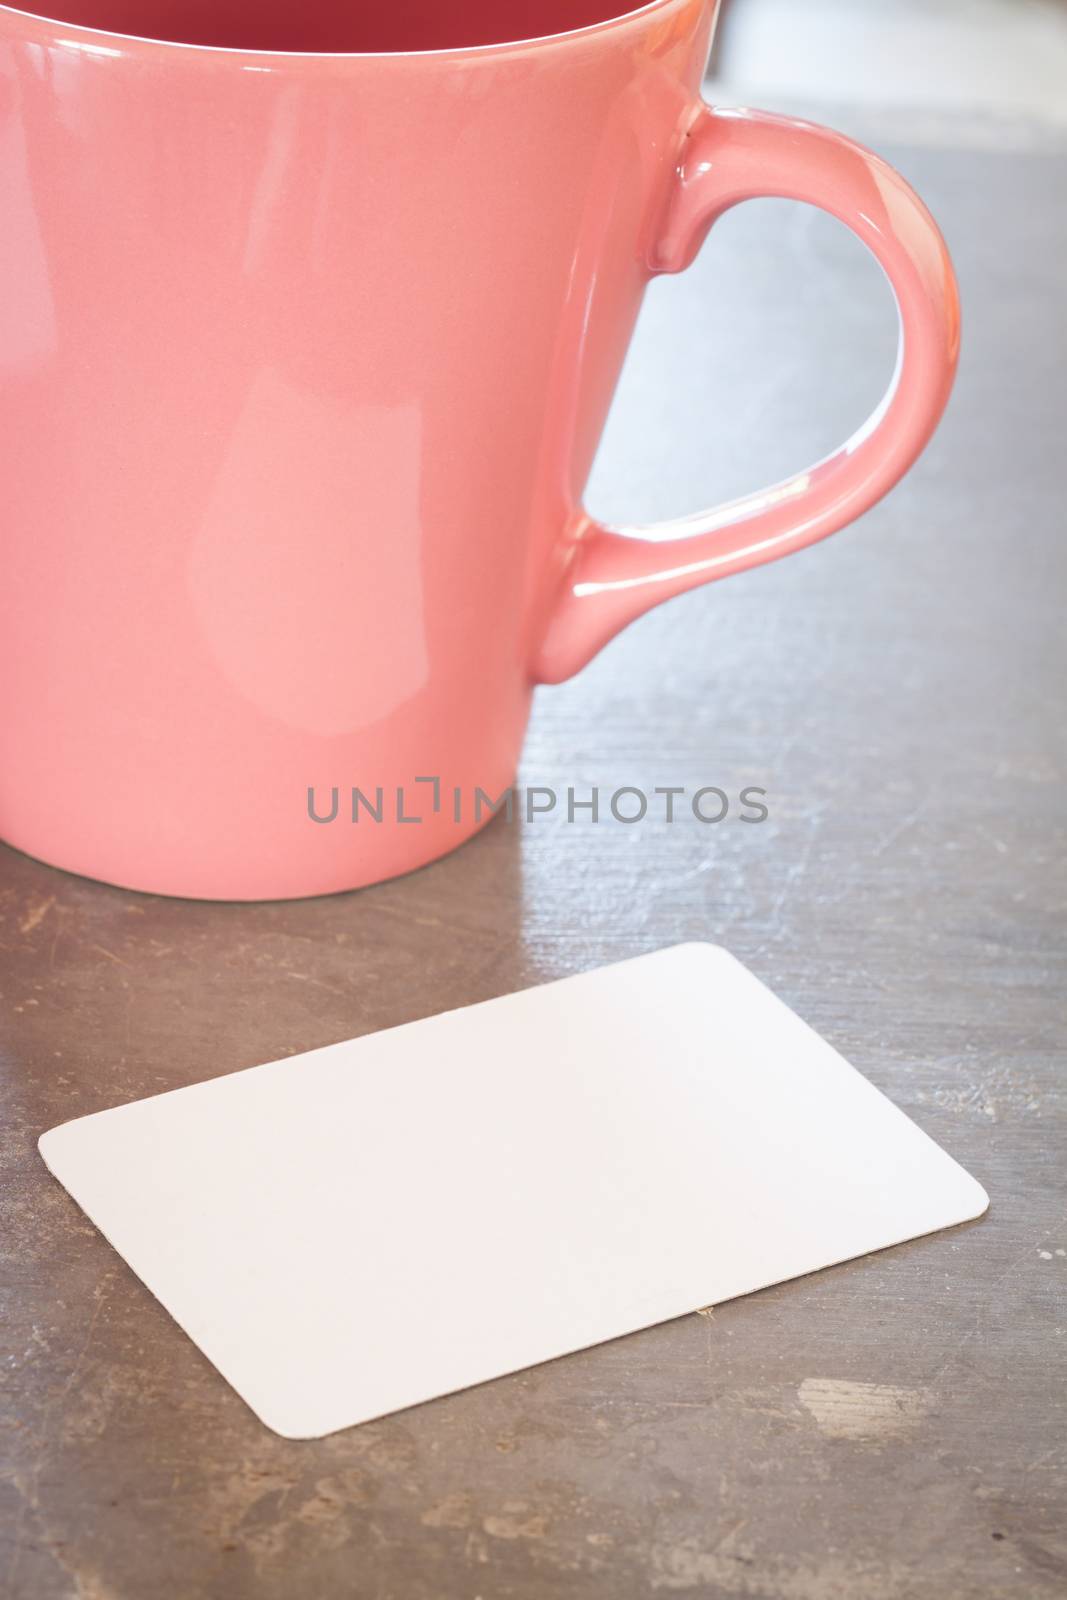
[0,0,959,899]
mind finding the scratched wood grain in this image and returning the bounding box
[1,134,1064,1599]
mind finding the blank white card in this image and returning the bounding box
[40,944,987,1438]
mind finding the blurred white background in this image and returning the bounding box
[708,0,1067,147]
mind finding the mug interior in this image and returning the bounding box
[4,0,665,52]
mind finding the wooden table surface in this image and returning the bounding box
[2,125,1064,1600]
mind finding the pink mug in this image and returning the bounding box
[0,0,959,900]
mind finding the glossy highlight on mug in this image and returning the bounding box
[0,0,959,899]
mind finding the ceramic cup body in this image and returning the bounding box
[0,0,959,898]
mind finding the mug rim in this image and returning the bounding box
[0,0,686,62]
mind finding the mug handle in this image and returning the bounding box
[533,105,960,684]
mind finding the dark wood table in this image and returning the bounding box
[3,125,1064,1600]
